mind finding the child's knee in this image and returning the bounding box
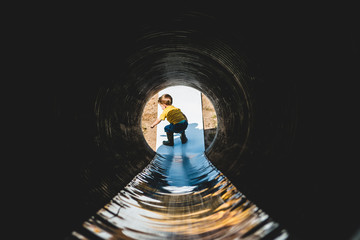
[164,125,173,133]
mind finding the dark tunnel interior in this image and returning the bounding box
[37,4,359,240]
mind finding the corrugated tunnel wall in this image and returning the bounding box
[45,4,358,240]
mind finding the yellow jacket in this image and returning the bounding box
[160,105,186,124]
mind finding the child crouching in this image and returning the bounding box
[151,94,188,146]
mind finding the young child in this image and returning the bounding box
[151,94,188,146]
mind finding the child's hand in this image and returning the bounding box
[151,118,161,128]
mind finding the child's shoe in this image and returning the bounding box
[180,131,188,144]
[163,132,174,146]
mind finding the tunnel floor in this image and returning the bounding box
[69,87,289,239]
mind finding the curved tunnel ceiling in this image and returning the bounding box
[48,5,359,240]
[95,11,298,176]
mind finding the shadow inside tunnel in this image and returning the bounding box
[204,127,217,149]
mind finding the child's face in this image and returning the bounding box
[160,103,167,110]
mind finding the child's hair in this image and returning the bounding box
[158,94,173,105]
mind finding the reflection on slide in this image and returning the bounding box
[71,153,288,239]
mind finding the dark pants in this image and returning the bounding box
[164,120,188,133]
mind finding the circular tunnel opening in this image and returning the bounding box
[98,39,253,173]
